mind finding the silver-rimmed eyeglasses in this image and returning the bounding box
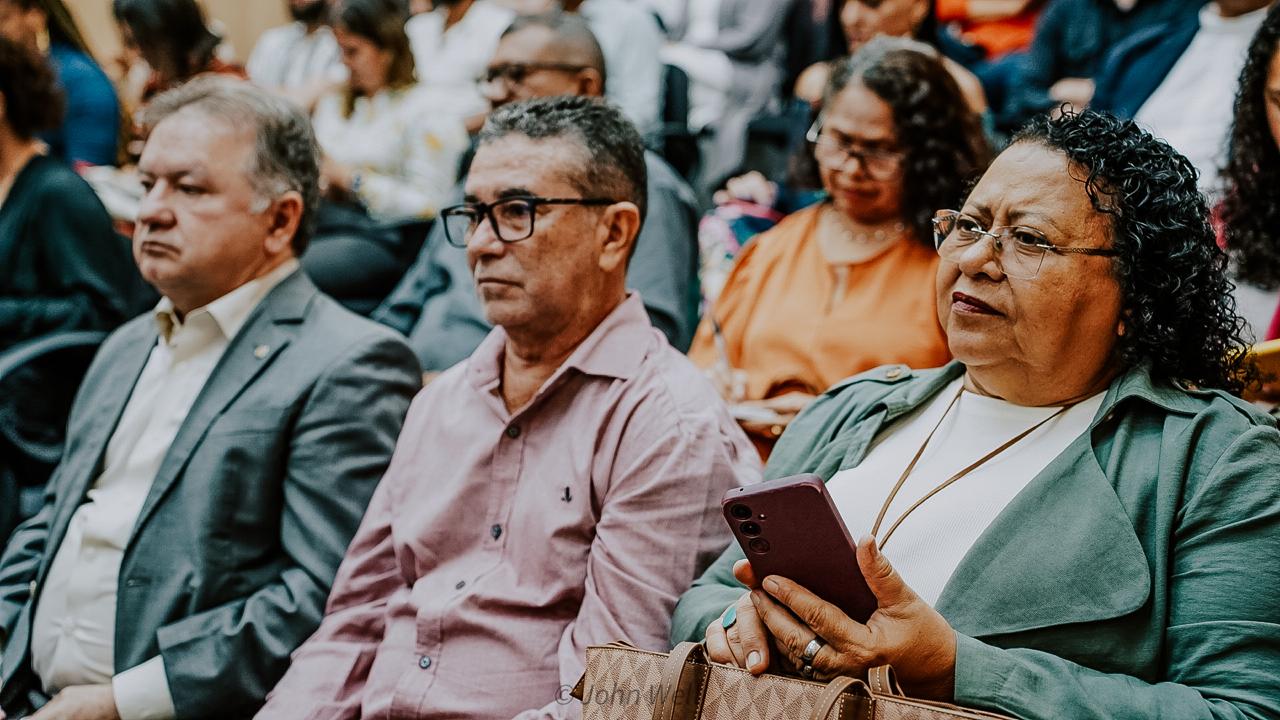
[932,209,1117,280]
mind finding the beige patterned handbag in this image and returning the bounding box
[570,641,1017,720]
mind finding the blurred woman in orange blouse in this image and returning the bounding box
[689,37,989,456]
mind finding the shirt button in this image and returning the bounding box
[505,425,521,439]
[885,367,902,380]
[491,524,503,540]
[419,655,432,669]
[455,581,466,590]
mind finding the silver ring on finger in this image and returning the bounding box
[800,637,825,666]
[800,664,816,679]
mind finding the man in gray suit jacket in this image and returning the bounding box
[0,78,420,720]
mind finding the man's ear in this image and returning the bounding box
[263,191,305,256]
[577,68,605,99]
[597,201,641,273]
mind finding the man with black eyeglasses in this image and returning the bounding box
[257,95,759,720]
[374,12,701,374]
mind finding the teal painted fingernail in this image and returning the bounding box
[721,605,738,629]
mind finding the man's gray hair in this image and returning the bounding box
[478,95,648,224]
[143,76,322,254]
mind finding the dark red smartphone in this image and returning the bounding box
[722,473,877,623]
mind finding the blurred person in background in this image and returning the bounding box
[307,0,468,314]
[247,0,346,110]
[698,0,989,296]
[112,0,246,110]
[661,0,792,193]
[795,0,987,114]
[406,0,516,128]
[1092,0,1272,194]
[0,0,120,168]
[518,0,664,141]
[934,0,1045,117]
[1222,3,1280,341]
[315,0,466,222]
[688,37,989,458]
[1000,0,1203,132]
[0,36,143,547]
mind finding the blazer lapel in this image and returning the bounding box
[127,272,313,542]
[935,429,1151,637]
[41,320,157,581]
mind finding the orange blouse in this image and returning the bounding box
[689,204,951,401]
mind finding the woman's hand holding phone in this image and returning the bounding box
[704,537,959,701]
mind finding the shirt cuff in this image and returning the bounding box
[112,655,177,720]
[952,633,1015,709]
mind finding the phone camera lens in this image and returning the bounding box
[740,521,762,537]
[729,504,752,520]
[748,538,771,554]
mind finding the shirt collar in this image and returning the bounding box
[468,293,654,395]
[154,259,300,344]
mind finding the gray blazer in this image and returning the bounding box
[0,271,421,718]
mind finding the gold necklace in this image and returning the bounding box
[871,386,1074,548]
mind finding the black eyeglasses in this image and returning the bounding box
[478,63,589,89]
[441,196,620,247]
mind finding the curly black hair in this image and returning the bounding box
[1012,109,1254,394]
[825,36,990,246]
[0,36,65,140]
[1221,3,1280,289]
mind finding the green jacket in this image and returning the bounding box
[671,362,1280,719]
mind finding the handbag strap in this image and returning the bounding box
[651,641,709,720]
[810,676,872,720]
[867,665,903,697]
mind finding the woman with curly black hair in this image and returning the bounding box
[1222,2,1280,338]
[674,108,1279,718]
[688,37,989,458]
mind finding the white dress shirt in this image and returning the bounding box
[29,260,300,720]
[406,1,516,120]
[579,0,664,139]
[246,23,346,92]
[1134,3,1268,195]
[312,86,469,221]
[825,378,1105,606]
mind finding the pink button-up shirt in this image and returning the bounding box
[258,295,759,720]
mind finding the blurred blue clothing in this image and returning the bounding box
[39,42,120,167]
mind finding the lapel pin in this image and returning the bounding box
[254,345,270,359]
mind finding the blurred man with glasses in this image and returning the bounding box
[375,12,701,375]
[257,95,758,720]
